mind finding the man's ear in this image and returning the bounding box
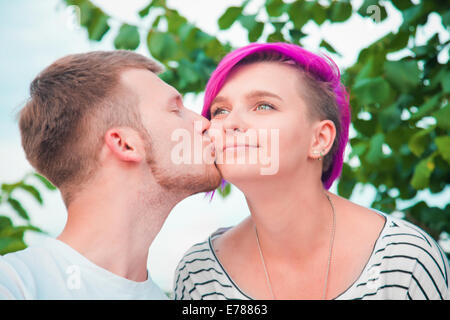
[104,127,143,163]
[308,120,336,159]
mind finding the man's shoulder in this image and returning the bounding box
[1,239,61,273]
[0,246,44,299]
[0,238,70,299]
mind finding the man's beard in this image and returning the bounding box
[141,130,222,196]
[150,163,222,196]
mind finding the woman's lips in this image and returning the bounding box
[223,144,259,151]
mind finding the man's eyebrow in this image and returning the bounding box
[167,92,182,107]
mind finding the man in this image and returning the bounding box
[0,50,221,299]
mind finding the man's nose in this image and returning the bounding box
[193,112,212,136]
[207,119,225,144]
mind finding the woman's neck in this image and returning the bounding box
[240,173,335,262]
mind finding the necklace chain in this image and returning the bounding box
[254,192,336,300]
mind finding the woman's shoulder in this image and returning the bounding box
[378,213,448,263]
[175,227,230,272]
[173,227,245,300]
[372,212,449,299]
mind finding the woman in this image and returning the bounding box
[173,43,449,300]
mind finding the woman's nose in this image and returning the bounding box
[222,109,247,134]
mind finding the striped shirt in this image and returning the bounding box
[173,213,450,300]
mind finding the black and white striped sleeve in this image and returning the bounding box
[404,236,450,300]
[173,241,209,300]
[172,234,248,300]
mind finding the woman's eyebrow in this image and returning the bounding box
[210,95,227,107]
[245,90,283,102]
[211,90,283,107]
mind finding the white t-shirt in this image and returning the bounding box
[0,237,168,300]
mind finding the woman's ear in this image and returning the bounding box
[309,120,336,160]
[104,127,143,163]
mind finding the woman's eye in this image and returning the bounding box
[212,108,229,116]
[255,103,274,111]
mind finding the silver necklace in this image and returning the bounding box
[254,192,336,300]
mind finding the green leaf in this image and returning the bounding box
[386,30,411,53]
[441,70,450,93]
[289,29,306,44]
[7,198,29,220]
[78,3,110,41]
[319,39,341,56]
[349,142,367,159]
[358,0,388,22]
[442,10,450,28]
[177,59,200,89]
[147,30,178,61]
[239,15,264,42]
[391,0,414,11]
[353,56,381,84]
[353,77,392,105]
[311,2,327,25]
[384,60,421,93]
[218,6,243,30]
[0,237,27,255]
[352,117,377,138]
[379,103,402,132]
[429,156,450,194]
[408,127,433,157]
[151,15,162,28]
[337,163,357,198]
[11,224,44,235]
[329,0,352,23]
[435,136,450,165]
[266,0,288,17]
[432,103,450,130]
[249,22,264,42]
[401,1,427,28]
[0,216,13,230]
[33,173,56,191]
[18,184,43,205]
[138,0,166,17]
[410,153,437,190]
[406,201,449,238]
[366,133,384,165]
[410,93,441,120]
[114,24,140,50]
[288,1,309,29]
[166,9,188,33]
[138,2,152,17]
[217,183,231,198]
[1,182,21,194]
[239,14,256,31]
[267,31,285,43]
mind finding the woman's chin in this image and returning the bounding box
[217,163,271,184]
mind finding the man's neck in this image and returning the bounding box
[57,183,179,282]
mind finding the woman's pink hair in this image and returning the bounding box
[202,42,351,193]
